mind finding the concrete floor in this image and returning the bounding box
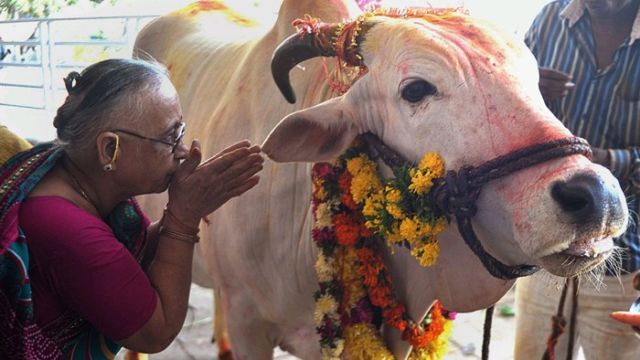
[116,283,525,359]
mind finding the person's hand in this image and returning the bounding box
[166,139,263,229]
[610,273,640,334]
[591,147,611,167]
[610,311,640,327]
[538,67,574,101]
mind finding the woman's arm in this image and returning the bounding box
[119,140,263,353]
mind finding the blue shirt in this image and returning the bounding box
[525,0,640,274]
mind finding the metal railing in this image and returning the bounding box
[0,15,158,118]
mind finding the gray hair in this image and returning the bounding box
[53,58,171,155]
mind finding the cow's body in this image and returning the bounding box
[134,1,628,359]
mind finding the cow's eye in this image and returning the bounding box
[401,80,437,103]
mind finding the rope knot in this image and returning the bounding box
[432,166,480,218]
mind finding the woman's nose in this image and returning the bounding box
[174,141,190,159]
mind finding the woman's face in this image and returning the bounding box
[114,80,188,196]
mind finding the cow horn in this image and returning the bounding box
[272,17,377,104]
[271,22,341,104]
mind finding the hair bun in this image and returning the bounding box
[63,71,82,93]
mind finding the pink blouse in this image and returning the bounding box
[19,196,157,341]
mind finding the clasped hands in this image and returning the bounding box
[165,139,263,230]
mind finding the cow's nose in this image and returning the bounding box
[551,173,607,223]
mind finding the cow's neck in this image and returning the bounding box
[369,159,516,359]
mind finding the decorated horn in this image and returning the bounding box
[271,17,371,104]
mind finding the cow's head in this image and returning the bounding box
[263,9,628,278]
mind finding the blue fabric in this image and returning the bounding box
[525,0,640,274]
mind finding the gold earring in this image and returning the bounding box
[104,135,119,172]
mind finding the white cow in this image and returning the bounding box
[133,1,628,359]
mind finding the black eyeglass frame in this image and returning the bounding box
[111,122,186,153]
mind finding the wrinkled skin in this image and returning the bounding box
[134,1,628,359]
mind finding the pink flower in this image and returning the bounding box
[312,228,335,247]
[313,163,334,179]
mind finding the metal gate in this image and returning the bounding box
[0,15,157,140]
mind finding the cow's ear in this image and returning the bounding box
[262,97,359,162]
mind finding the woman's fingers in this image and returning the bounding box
[226,163,264,186]
[202,152,263,183]
[218,154,263,181]
[204,147,261,174]
[169,140,264,217]
[174,140,202,180]
[203,142,260,166]
[225,175,261,199]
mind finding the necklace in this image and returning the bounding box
[62,158,100,213]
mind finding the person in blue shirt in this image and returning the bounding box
[514,0,640,359]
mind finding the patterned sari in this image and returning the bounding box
[0,143,150,359]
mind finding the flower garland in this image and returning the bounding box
[312,143,454,359]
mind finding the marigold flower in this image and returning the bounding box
[385,186,402,203]
[314,294,338,326]
[343,323,394,360]
[314,202,333,228]
[315,253,335,283]
[334,213,360,246]
[408,170,433,194]
[399,217,420,242]
[346,156,366,175]
[369,285,392,308]
[419,152,445,178]
[412,242,440,267]
[386,203,405,220]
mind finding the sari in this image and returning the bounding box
[0,143,150,359]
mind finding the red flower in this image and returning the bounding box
[383,304,407,331]
[334,213,360,246]
[338,172,358,210]
[369,285,392,308]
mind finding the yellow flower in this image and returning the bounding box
[346,156,366,175]
[347,155,383,203]
[433,217,447,236]
[344,323,394,360]
[350,173,370,203]
[386,203,405,220]
[315,253,334,283]
[400,217,420,242]
[411,242,440,267]
[363,198,378,217]
[386,223,404,244]
[407,319,453,359]
[321,338,345,359]
[314,294,338,326]
[418,221,433,238]
[408,170,433,194]
[315,186,327,201]
[385,186,402,203]
[341,248,366,301]
[419,153,445,178]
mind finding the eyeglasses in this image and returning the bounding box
[112,122,186,153]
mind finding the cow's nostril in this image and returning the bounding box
[552,184,590,212]
[551,174,601,222]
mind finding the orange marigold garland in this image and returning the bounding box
[311,142,455,359]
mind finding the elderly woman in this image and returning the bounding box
[0,58,263,358]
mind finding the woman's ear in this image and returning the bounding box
[96,132,119,171]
